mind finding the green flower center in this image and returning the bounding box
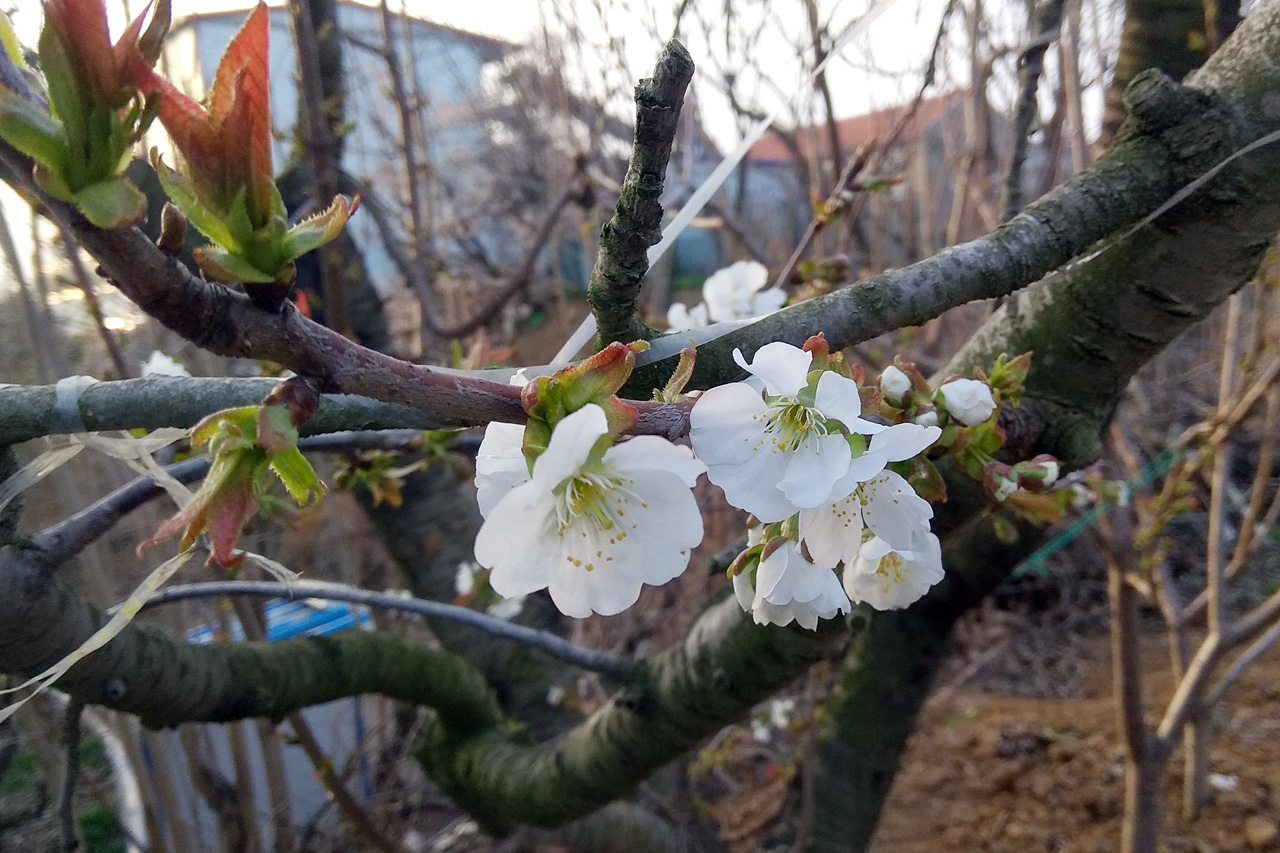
[557,470,619,533]
[760,399,828,452]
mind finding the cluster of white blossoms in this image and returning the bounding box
[667,260,787,331]
[471,338,1005,628]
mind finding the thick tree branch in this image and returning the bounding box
[588,40,694,345]
[0,543,500,730]
[417,592,856,832]
[137,580,634,679]
[628,64,1273,394]
[808,6,1280,848]
[0,378,448,446]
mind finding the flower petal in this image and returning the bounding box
[813,371,864,430]
[475,483,559,597]
[799,495,864,568]
[778,432,850,508]
[590,468,702,586]
[530,404,608,494]
[868,422,942,462]
[732,570,755,612]
[474,421,529,517]
[690,382,768,466]
[604,436,705,488]
[861,470,933,551]
[751,287,787,315]
[734,343,811,397]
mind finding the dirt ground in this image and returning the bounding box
[866,633,1280,853]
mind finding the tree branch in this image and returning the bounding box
[1000,0,1065,221]
[417,592,855,832]
[29,430,428,566]
[630,65,1274,395]
[0,543,501,730]
[0,144,690,438]
[0,378,448,447]
[588,40,694,346]
[135,580,635,679]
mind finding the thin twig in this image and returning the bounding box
[772,146,873,290]
[1000,0,1066,222]
[133,579,636,680]
[775,0,953,291]
[59,699,84,852]
[287,711,401,853]
[588,40,694,345]
[30,430,429,566]
[58,229,131,380]
[1204,614,1280,708]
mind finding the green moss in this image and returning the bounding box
[0,749,40,793]
[78,803,126,853]
[78,735,109,771]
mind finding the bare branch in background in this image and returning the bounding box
[1000,0,1065,221]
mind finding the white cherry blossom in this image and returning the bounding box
[474,421,529,517]
[843,531,944,610]
[913,410,939,427]
[475,404,706,618]
[879,365,911,403]
[939,378,996,426]
[141,351,190,377]
[732,540,850,630]
[474,371,533,517]
[690,342,884,521]
[703,260,787,322]
[798,425,940,566]
[667,301,709,331]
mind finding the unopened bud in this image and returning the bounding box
[880,365,911,404]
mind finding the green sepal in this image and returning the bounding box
[0,12,25,70]
[268,446,326,505]
[193,245,277,283]
[521,416,552,471]
[0,92,69,173]
[255,404,298,456]
[223,186,258,254]
[902,455,947,503]
[152,152,239,249]
[192,405,258,448]
[279,194,356,260]
[73,175,147,228]
[36,22,87,187]
[990,513,1019,544]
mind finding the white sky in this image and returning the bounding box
[6,0,996,150]
[0,0,1113,313]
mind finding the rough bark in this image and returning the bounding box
[0,543,500,731]
[807,6,1280,847]
[588,40,694,346]
[1101,0,1208,145]
[3,1,1280,841]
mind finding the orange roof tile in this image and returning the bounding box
[747,92,962,162]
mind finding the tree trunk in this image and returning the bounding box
[1100,0,1207,146]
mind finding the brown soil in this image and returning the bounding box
[870,634,1280,853]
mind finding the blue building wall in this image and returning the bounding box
[171,4,508,294]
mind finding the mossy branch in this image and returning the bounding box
[0,546,499,731]
[417,593,854,832]
[588,40,694,346]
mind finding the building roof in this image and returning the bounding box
[172,1,512,61]
[746,92,963,163]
